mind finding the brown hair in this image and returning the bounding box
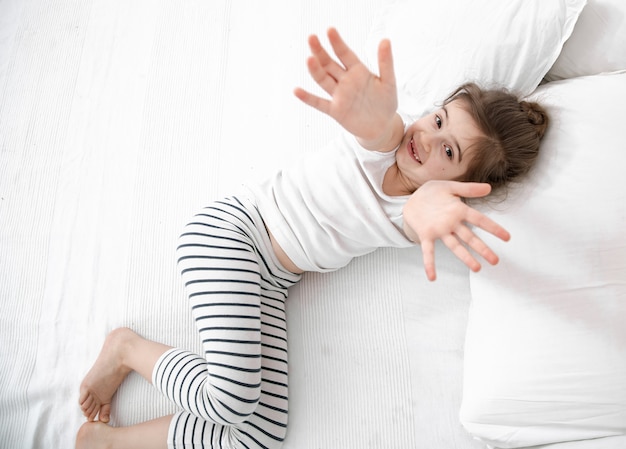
[444,82,549,190]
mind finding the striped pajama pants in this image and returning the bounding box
[152,196,301,449]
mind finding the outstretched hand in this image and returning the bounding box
[294,27,398,144]
[403,181,511,281]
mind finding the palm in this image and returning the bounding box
[402,181,511,281]
[294,28,397,142]
[328,65,397,140]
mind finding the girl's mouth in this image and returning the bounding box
[409,138,422,164]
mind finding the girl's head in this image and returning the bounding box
[445,82,549,189]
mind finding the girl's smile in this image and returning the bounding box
[408,137,422,164]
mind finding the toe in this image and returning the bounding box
[80,395,93,415]
[87,402,99,421]
[99,403,111,423]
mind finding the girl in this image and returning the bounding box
[76,28,548,449]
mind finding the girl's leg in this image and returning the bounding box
[75,414,172,449]
[79,197,299,449]
[157,201,268,425]
[150,197,299,448]
[79,327,172,422]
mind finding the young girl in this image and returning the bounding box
[76,28,548,449]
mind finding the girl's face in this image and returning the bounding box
[395,99,483,193]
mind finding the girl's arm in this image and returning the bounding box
[294,28,403,152]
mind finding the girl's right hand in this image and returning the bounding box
[402,181,511,281]
[294,28,398,146]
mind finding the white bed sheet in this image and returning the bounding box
[0,1,483,448]
[4,2,623,448]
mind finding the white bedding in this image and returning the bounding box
[0,1,479,448]
[1,1,624,449]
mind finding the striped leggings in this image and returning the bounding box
[152,196,301,449]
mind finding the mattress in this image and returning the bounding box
[0,1,481,448]
[1,1,624,448]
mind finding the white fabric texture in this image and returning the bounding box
[0,1,480,448]
[545,0,626,81]
[2,0,625,448]
[462,72,626,448]
[251,132,411,272]
[367,0,586,117]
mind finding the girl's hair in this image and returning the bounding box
[444,82,549,190]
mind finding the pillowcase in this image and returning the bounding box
[461,72,626,448]
[367,0,586,117]
[545,0,626,81]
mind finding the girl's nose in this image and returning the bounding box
[421,132,434,153]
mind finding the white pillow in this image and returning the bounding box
[461,72,626,448]
[367,0,586,117]
[545,0,626,81]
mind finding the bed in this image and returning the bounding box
[1,0,625,448]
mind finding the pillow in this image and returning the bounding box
[367,0,586,117]
[545,0,626,81]
[461,72,626,448]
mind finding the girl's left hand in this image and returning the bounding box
[403,181,511,281]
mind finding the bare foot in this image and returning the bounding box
[75,421,113,449]
[79,328,135,423]
[76,415,173,449]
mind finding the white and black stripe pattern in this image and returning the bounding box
[153,196,301,449]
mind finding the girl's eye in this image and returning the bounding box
[435,115,442,129]
[444,145,453,160]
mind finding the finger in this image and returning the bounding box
[442,233,482,273]
[454,224,500,265]
[464,208,511,242]
[293,87,332,114]
[420,239,437,281]
[377,38,396,86]
[448,181,492,199]
[306,55,337,95]
[327,27,361,69]
[308,34,345,81]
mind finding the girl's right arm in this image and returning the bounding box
[294,28,403,153]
